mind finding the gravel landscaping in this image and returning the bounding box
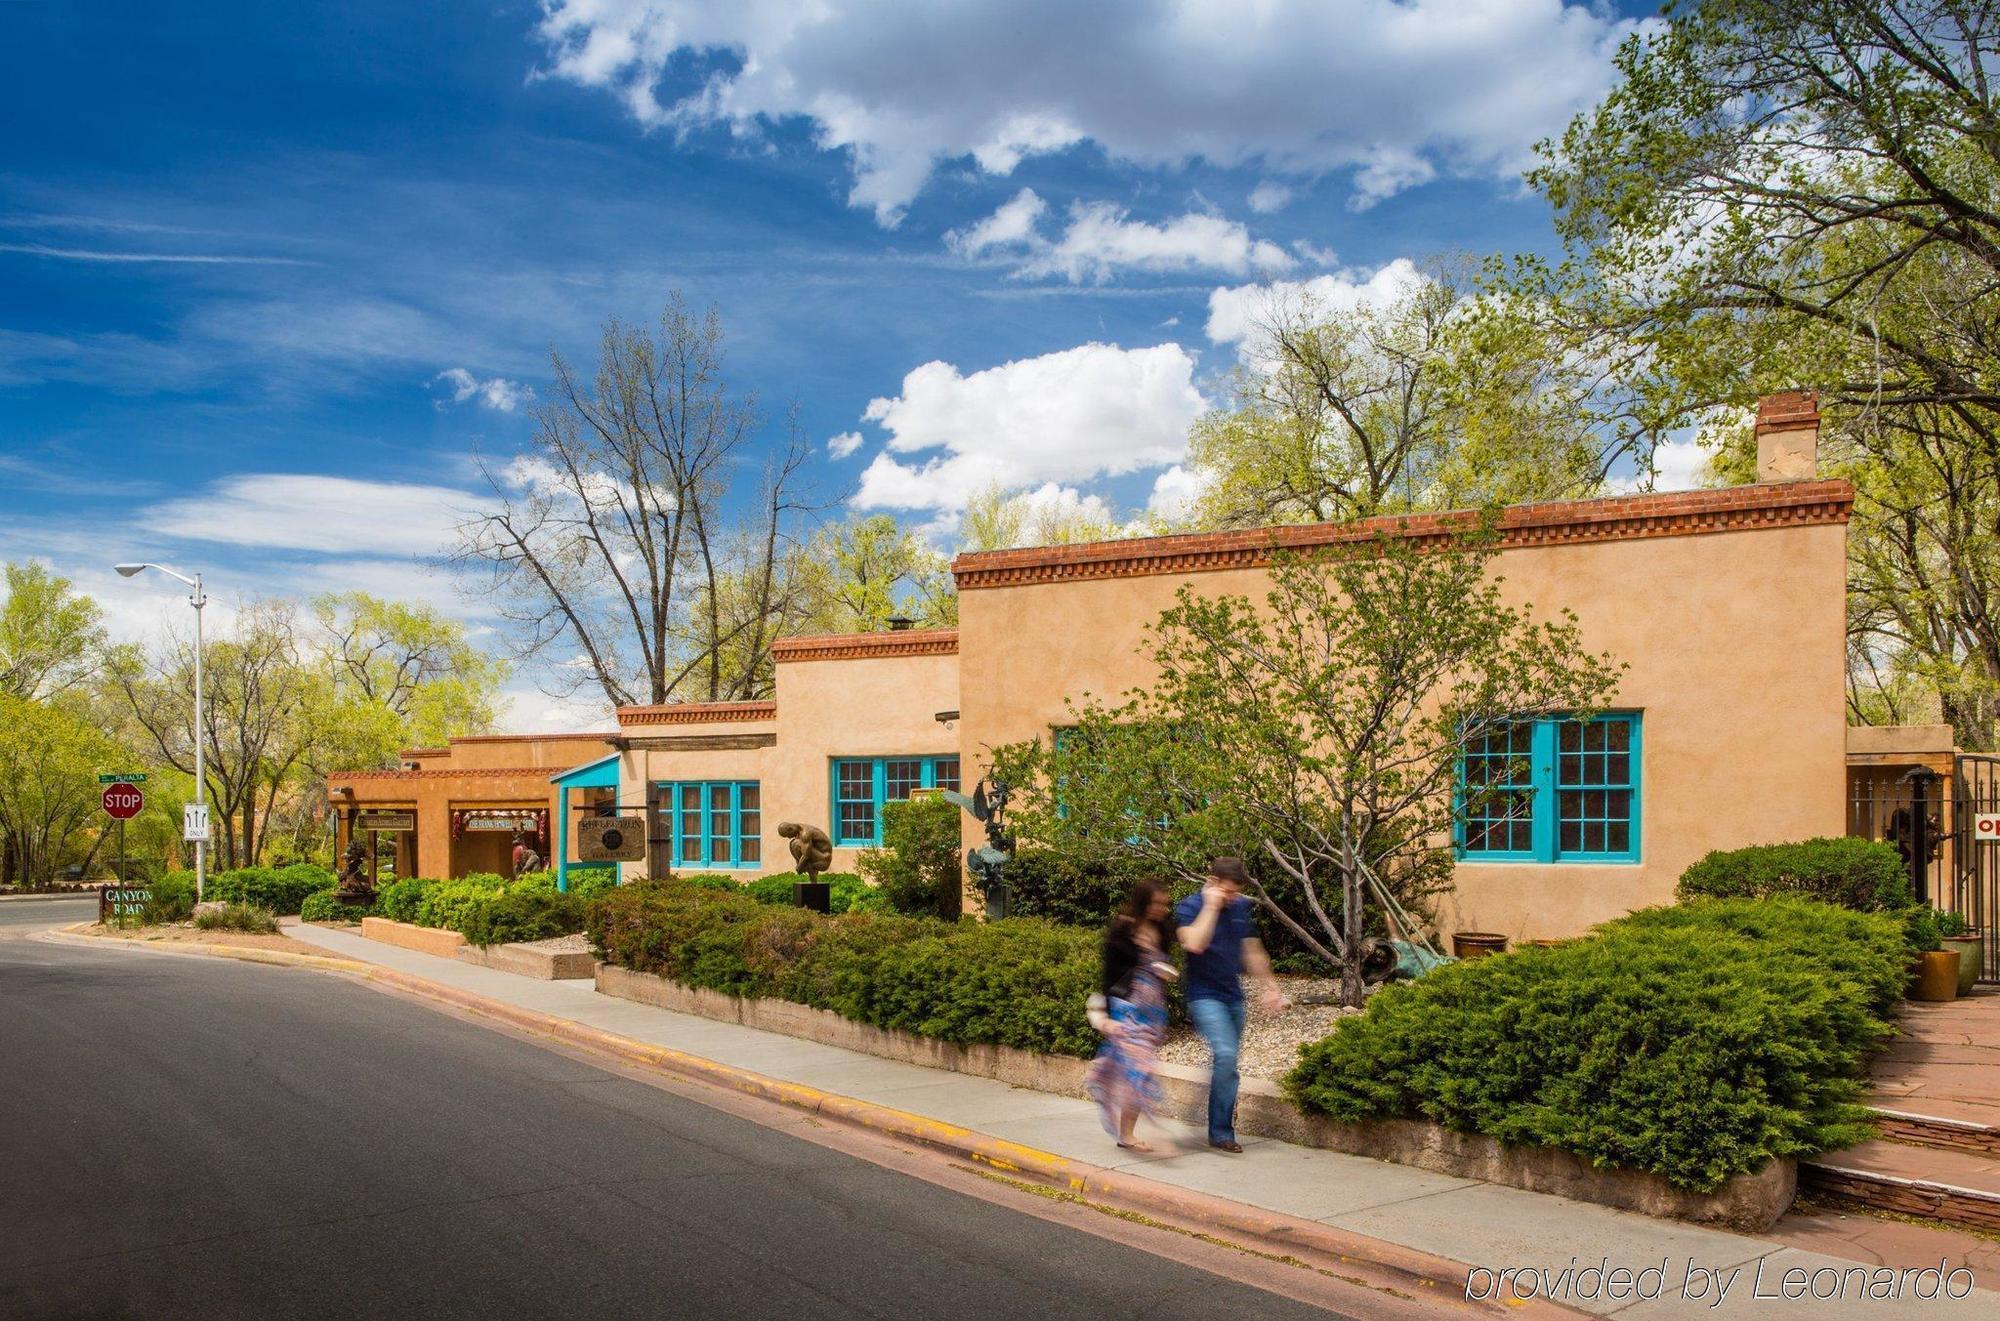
[1157,976,1364,1080]
[520,932,591,955]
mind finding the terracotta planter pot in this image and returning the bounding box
[1941,935,1983,996]
[1911,949,1963,1002]
[1452,931,1509,959]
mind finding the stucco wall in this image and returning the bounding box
[772,649,961,875]
[954,513,1849,941]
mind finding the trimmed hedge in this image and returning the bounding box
[300,891,372,924]
[1284,897,1909,1191]
[744,872,886,914]
[203,864,337,915]
[376,877,433,924]
[1676,838,1912,911]
[412,874,509,932]
[1005,849,1153,928]
[459,889,585,948]
[587,881,1098,1056]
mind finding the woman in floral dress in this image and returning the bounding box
[1086,877,1176,1152]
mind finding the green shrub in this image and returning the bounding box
[202,863,337,915]
[300,890,372,923]
[414,876,509,932]
[1284,897,1908,1191]
[142,870,197,923]
[1938,909,1971,938]
[460,888,585,947]
[746,871,886,914]
[376,877,434,923]
[585,881,1095,1055]
[1005,849,1154,927]
[1907,905,1943,952]
[858,796,963,919]
[1676,838,1912,911]
[676,872,742,893]
[194,902,280,934]
[564,869,620,901]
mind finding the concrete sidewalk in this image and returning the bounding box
[285,921,1992,1318]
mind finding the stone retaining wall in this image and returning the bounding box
[595,962,1796,1231]
[456,941,594,981]
[359,916,467,959]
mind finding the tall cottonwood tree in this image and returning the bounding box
[454,296,817,709]
[1522,0,2000,748]
[0,562,106,701]
[1182,265,1621,531]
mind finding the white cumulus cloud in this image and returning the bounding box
[534,0,1649,223]
[1247,181,1294,214]
[852,342,1206,514]
[1205,258,1429,348]
[951,191,1294,283]
[1146,464,1214,522]
[434,367,533,411]
[827,431,864,459]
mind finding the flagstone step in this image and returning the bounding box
[1803,1139,2000,1234]
[1872,1106,2000,1157]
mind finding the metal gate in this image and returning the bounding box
[1953,755,2000,980]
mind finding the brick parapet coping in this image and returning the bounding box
[614,699,778,726]
[770,629,960,663]
[951,480,1855,590]
[328,766,580,782]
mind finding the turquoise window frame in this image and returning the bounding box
[1455,714,1641,864]
[658,780,762,870]
[829,755,961,847]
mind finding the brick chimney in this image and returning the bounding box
[1754,390,1819,482]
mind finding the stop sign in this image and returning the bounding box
[101,783,144,820]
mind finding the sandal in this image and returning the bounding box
[1117,1139,1155,1153]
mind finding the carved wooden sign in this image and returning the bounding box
[577,815,647,862]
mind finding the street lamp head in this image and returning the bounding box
[114,563,148,578]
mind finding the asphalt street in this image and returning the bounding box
[0,913,1355,1320]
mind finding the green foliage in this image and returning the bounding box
[1285,898,1909,1191]
[203,864,337,916]
[789,513,956,632]
[1677,838,1912,912]
[585,881,1097,1056]
[459,888,585,948]
[300,890,372,924]
[0,690,125,887]
[1938,909,1971,939]
[1907,905,1943,953]
[1004,848,1156,928]
[677,872,743,893]
[858,796,963,919]
[565,869,620,901]
[194,902,280,935]
[376,877,434,923]
[413,875,510,932]
[745,871,885,914]
[143,870,196,923]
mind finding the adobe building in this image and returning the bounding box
[327,733,615,883]
[333,393,1899,945]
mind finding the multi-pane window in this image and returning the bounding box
[664,781,761,869]
[1456,715,1640,863]
[831,756,961,846]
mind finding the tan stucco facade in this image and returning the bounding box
[328,733,614,881]
[612,632,961,879]
[951,481,1854,941]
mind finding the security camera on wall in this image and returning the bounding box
[576,815,647,863]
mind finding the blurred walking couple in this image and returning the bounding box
[1086,857,1287,1155]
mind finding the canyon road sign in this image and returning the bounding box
[101,783,145,820]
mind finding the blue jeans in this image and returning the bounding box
[1187,995,1247,1143]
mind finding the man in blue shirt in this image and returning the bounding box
[1173,856,1286,1152]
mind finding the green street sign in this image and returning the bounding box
[98,773,148,784]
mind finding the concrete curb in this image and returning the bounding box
[40,924,1571,1315]
[42,926,372,974]
[349,963,1576,1317]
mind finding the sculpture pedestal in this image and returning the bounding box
[793,881,831,914]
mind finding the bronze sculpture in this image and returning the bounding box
[333,837,376,909]
[777,821,833,880]
[942,776,1013,919]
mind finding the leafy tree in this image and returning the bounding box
[858,795,964,920]
[311,592,507,751]
[1181,265,1619,531]
[0,562,106,701]
[791,514,956,632]
[454,295,819,708]
[0,692,122,886]
[993,528,1623,1006]
[1521,0,2000,747]
[959,484,1122,551]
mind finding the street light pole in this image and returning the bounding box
[115,562,209,903]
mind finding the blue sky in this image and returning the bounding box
[1,0,1661,724]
